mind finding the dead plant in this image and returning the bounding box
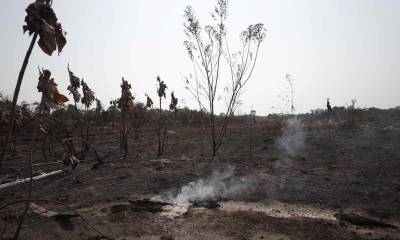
[184,1,266,156]
[0,0,67,169]
[80,79,95,159]
[13,67,68,240]
[157,76,167,156]
[117,77,135,158]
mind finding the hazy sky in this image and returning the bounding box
[0,0,399,115]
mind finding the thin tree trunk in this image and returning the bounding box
[0,33,38,170]
[158,97,162,156]
[123,112,128,157]
[210,101,216,157]
[119,113,122,154]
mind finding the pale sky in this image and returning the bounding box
[0,0,399,115]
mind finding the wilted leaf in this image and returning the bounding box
[54,93,69,104]
[81,80,95,109]
[48,80,69,104]
[145,94,153,109]
[23,0,67,55]
[67,64,81,103]
[157,76,167,98]
[95,98,103,113]
[118,77,134,112]
[169,92,178,111]
[37,68,69,112]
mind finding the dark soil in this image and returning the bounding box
[1,119,400,239]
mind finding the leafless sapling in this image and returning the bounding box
[184,1,266,156]
[285,74,295,114]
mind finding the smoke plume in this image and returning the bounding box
[154,167,253,206]
[276,117,305,156]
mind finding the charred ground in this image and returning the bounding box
[1,108,400,239]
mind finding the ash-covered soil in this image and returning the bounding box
[1,119,400,240]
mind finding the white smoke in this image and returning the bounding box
[155,167,253,206]
[276,118,305,156]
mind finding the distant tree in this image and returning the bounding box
[327,98,332,113]
[95,98,103,122]
[285,74,295,114]
[117,77,135,157]
[169,92,178,112]
[157,76,168,156]
[150,76,178,156]
[80,79,95,158]
[67,64,81,109]
[145,94,154,109]
[80,79,95,111]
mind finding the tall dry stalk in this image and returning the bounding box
[156,76,167,156]
[67,64,81,109]
[0,33,38,170]
[80,79,95,159]
[117,78,134,158]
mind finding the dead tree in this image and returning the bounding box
[80,79,95,159]
[117,77,135,158]
[67,64,81,109]
[95,98,103,123]
[285,74,295,114]
[184,1,266,156]
[157,76,167,156]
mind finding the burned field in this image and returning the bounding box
[1,109,400,240]
[1,1,400,239]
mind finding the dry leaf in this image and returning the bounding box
[37,68,69,112]
[157,76,167,98]
[145,94,154,109]
[81,80,95,109]
[23,0,67,55]
[48,80,69,104]
[169,92,178,111]
[118,77,134,112]
[67,64,81,103]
